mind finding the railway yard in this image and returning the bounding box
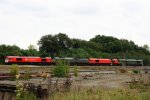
[0,65,150,100]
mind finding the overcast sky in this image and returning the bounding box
[0,0,150,49]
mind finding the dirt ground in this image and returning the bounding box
[74,74,131,89]
[0,65,149,90]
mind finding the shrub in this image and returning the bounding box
[74,66,79,77]
[132,69,140,74]
[119,68,127,73]
[10,64,19,75]
[9,64,19,80]
[53,60,70,77]
[16,76,37,100]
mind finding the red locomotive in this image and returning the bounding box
[5,56,52,65]
[88,58,112,65]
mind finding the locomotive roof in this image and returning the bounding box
[119,59,143,62]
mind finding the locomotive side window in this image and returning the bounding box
[42,59,47,61]
[16,58,22,61]
[95,60,99,62]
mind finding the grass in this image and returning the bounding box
[48,87,150,100]
[129,74,150,92]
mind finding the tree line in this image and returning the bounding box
[0,33,150,65]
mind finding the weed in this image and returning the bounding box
[129,74,150,92]
[74,65,78,77]
[119,68,127,73]
[132,69,140,74]
[16,74,37,100]
[10,64,19,80]
[48,87,150,100]
[10,64,19,75]
[53,60,70,77]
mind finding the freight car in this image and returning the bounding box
[5,56,52,65]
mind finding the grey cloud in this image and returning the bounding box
[0,0,150,49]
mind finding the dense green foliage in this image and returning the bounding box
[38,33,150,65]
[38,33,72,57]
[0,33,150,65]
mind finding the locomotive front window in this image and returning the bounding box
[16,58,22,61]
[95,60,99,62]
[42,59,47,61]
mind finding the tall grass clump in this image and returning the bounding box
[53,60,70,77]
[74,65,79,77]
[132,69,140,74]
[119,68,127,73]
[10,64,19,75]
[10,64,19,80]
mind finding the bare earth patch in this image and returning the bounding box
[74,74,131,89]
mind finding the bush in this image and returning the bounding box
[10,64,19,75]
[10,64,19,80]
[74,66,79,77]
[132,69,140,74]
[119,68,127,73]
[53,60,70,77]
[16,79,37,100]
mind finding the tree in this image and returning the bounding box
[90,35,121,53]
[143,44,149,51]
[0,45,22,63]
[21,45,39,56]
[28,45,37,50]
[38,33,72,57]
